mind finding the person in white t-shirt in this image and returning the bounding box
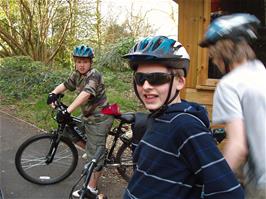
[200,13,266,199]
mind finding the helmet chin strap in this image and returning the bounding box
[149,90,179,118]
[149,75,179,118]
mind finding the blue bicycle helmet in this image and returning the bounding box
[200,13,260,47]
[73,45,94,59]
[123,36,190,76]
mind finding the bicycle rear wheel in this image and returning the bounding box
[15,133,78,185]
[115,143,134,182]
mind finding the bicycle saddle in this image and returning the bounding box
[117,113,135,123]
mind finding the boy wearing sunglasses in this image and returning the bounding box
[122,36,244,199]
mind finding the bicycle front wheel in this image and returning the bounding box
[15,133,78,185]
[115,142,134,182]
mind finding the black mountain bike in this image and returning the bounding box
[15,94,135,185]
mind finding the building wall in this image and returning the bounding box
[176,0,218,121]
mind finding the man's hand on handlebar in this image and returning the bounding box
[56,109,73,124]
[47,93,59,108]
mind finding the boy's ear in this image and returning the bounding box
[176,76,185,90]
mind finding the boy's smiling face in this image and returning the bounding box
[74,57,92,74]
[135,63,184,111]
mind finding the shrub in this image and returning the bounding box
[96,37,135,71]
[0,56,69,100]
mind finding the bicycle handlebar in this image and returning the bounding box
[53,95,136,125]
[54,94,67,110]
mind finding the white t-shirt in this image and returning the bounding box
[212,60,266,189]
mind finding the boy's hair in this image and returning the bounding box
[209,39,256,66]
[171,68,185,78]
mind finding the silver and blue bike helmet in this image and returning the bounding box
[73,45,94,59]
[123,36,190,76]
[200,13,260,47]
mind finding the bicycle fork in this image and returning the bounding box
[45,129,62,164]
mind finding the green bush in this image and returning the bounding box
[96,37,135,71]
[0,56,69,100]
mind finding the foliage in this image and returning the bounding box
[102,67,140,111]
[96,37,135,71]
[0,0,74,64]
[0,0,157,67]
[102,23,131,44]
[71,0,103,50]
[0,56,69,100]
[121,3,156,38]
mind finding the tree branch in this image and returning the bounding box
[0,28,28,55]
[46,1,73,64]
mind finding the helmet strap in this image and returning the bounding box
[149,75,179,118]
[133,80,144,105]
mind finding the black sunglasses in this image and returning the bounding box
[134,72,174,86]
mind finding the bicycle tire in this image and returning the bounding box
[15,133,78,185]
[0,188,4,199]
[115,142,134,182]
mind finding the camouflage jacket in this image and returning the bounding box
[63,68,108,117]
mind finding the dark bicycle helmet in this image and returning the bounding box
[73,44,94,59]
[123,36,190,76]
[200,13,260,47]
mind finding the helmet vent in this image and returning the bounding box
[152,38,163,51]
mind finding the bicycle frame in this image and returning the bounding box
[79,147,105,199]
[47,112,132,170]
[106,122,128,161]
[55,101,133,168]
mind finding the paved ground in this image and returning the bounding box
[0,111,127,199]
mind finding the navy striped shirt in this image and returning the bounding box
[124,101,244,199]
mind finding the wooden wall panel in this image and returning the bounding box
[184,88,213,105]
[175,0,226,127]
[177,0,205,89]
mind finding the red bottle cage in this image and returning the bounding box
[101,103,121,116]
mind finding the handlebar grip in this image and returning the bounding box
[58,93,64,98]
[212,128,226,143]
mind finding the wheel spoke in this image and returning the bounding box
[15,134,78,185]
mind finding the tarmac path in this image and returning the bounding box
[0,111,126,199]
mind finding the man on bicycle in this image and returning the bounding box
[122,36,244,198]
[47,44,113,198]
[200,13,266,198]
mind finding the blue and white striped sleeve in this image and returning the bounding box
[177,122,244,199]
